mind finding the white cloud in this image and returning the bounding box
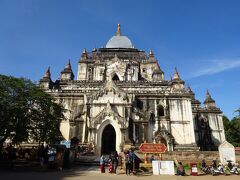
[189,58,240,78]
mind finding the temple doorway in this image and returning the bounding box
[101,124,116,154]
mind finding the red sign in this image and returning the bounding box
[139,143,167,153]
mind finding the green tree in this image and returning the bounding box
[0,74,63,147]
[229,116,240,146]
[222,116,233,143]
[0,75,33,146]
[223,112,240,147]
[29,88,63,144]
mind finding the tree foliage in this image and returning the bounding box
[223,113,240,147]
[0,74,63,146]
[29,88,63,144]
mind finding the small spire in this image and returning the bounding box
[44,66,51,78]
[81,48,88,59]
[92,47,97,52]
[205,90,215,102]
[204,89,216,106]
[173,67,180,80]
[116,23,121,36]
[149,49,154,58]
[187,84,192,92]
[65,59,71,70]
[206,89,211,98]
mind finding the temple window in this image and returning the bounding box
[157,105,164,117]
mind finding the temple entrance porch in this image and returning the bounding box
[96,119,122,155]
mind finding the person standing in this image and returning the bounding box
[118,151,124,170]
[113,150,118,174]
[100,155,105,173]
[55,147,64,171]
[108,154,113,173]
[150,155,155,163]
[131,150,136,174]
[125,151,131,176]
[176,162,185,176]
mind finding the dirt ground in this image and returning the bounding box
[1,168,239,180]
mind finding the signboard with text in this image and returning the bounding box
[139,143,167,153]
[152,161,175,175]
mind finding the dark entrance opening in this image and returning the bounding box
[112,74,120,81]
[101,124,116,155]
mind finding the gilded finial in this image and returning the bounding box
[116,23,121,36]
[149,49,154,58]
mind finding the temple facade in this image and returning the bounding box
[39,24,225,155]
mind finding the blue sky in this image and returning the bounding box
[0,0,239,119]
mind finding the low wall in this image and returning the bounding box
[136,151,240,164]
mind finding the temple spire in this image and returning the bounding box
[204,89,216,108]
[65,59,71,70]
[60,59,74,80]
[149,49,154,58]
[205,90,214,101]
[204,90,215,102]
[39,66,52,89]
[173,67,180,80]
[44,66,51,79]
[116,23,121,36]
[187,84,192,92]
[81,48,88,59]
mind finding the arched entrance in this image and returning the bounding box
[101,124,116,154]
[154,130,174,151]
